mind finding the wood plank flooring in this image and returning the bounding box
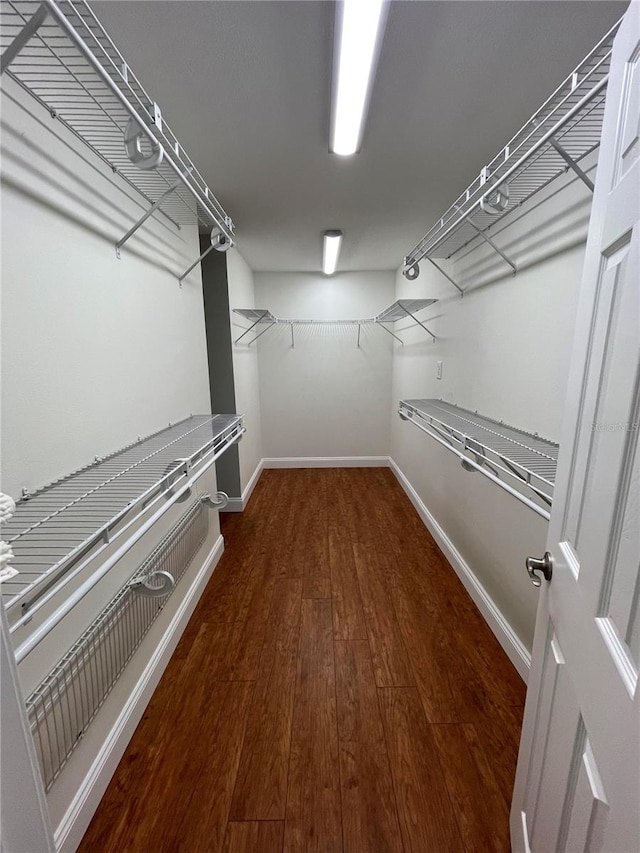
[79,468,526,853]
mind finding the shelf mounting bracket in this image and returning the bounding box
[1,4,48,75]
[245,321,276,346]
[116,174,188,256]
[290,323,295,349]
[427,258,464,296]
[464,213,517,276]
[376,322,404,345]
[547,136,595,191]
[397,302,437,342]
[234,310,270,345]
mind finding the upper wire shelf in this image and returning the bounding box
[0,0,235,270]
[1,414,244,621]
[398,399,559,520]
[402,19,621,286]
[233,299,439,345]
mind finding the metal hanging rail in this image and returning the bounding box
[0,0,235,277]
[401,19,621,290]
[398,399,559,520]
[233,299,439,346]
[1,414,244,635]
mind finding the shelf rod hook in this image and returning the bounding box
[427,259,464,296]
[234,310,270,345]
[1,3,48,75]
[397,303,437,342]
[377,322,404,345]
[547,136,595,191]
[116,174,189,256]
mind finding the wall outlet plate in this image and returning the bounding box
[436,360,443,380]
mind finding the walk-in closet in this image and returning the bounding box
[1,2,638,851]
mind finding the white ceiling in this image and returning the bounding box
[92,0,627,273]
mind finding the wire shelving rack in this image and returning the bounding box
[233,299,439,346]
[0,0,235,273]
[402,20,621,290]
[398,399,559,519]
[1,414,244,624]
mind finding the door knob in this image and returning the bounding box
[526,552,553,587]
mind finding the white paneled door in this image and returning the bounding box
[511,3,640,851]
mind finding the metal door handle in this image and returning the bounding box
[526,551,553,587]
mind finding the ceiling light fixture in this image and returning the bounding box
[323,230,343,275]
[331,0,388,156]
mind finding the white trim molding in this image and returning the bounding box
[54,534,225,853]
[389,458,531,682]
[223,459,264,512]
[262,456,390,469]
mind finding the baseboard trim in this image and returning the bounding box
[389,459,531,682]
[223,459,264,512]
[262,456,390,469]
[54,534,225,852]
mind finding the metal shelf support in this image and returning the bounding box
[397,301,437,341]
[115,175,187,256]
[234,310,271,345]
[427,259,464,295]
[0,2,47,74]
[547,136,595,191]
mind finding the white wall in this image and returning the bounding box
[253,271,395,460]
[227,249,263,491]
[1,79,212,500]
[1,77,224,844]
[390,158,597,653]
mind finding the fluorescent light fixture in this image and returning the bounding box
[323,230,343,275]
[331,0,387,156]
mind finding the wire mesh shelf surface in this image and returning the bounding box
[1,413,243,614]
[233,300,438,326]
[399,399,559,516]
[403,20,620,267]
[1,0,234,239]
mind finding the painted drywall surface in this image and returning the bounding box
[253,271,395,459]
[390,161,596,651]
[227,248,263,492]
[1,79,213,500]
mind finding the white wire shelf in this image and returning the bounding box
[233,299,439,345]
[1,0,235,264]
[1,414,244,620]
[402,19,621,287]
[398,399,559,519]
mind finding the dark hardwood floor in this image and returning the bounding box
[78,468,526,853]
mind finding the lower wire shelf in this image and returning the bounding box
[1,413,244,626]
[398,399,559,519]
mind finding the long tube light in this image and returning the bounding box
[323,230,343,275]
[331,0,388,156]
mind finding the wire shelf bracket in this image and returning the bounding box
[233,299,439,346]
[1,0,236,268]
[398,399,559,520]
[401,19,621,286]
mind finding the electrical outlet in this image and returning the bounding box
[436,360,443,380]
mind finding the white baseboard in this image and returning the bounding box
[262,456,390,469]
[389,459,531,682]
[54,534,225,853]
[223,459,264,512]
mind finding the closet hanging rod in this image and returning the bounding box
[402,18,620,282]
[398,399,559,520]
[0,0,235,250]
